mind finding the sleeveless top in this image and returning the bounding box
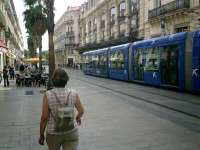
[45,87,78,135]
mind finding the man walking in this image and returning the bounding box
[3,66,9,87]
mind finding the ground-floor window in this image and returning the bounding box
[175,26,188,33]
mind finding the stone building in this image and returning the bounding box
[141,0,200,39]
[0,0,24,71]
[54,6,81,68]
[79,0,200,50]
[79,0,140,50]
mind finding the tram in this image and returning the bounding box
[82,29,200,93]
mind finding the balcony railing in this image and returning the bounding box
[66,31,75,38]
[148,0,190,19]
[118,15,126,22]
[110,20,115,26]
[65,19,74,25]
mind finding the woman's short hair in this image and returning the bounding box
[52,68,69,87]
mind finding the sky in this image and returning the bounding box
[13,0,86,51]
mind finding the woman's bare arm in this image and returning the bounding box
[39,94,49,145]
[75,94,84,125]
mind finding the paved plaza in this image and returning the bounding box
[0,70,200,150]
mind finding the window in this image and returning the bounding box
[160,45,179,86]
[88,21,91,33]
[119,1,126,16]
[175,26,188,33]
[93,18,97,32]
[131,0,139,13]
[97,54,107,69]
[110,7,116,23]
[110,50,125,69]
[86,55,92,69]
[145,47,159,71]
[92,55,98,68]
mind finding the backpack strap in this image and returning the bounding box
[49,89,72,121]
[52,90,71,107]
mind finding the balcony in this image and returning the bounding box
[66,31,75,38]
[100,21,105,29]
[65,19,74,25]
[118,15,126,23]
[148,0,190,19]
[110,20,115,26]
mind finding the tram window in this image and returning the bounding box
[145,47,159,71]
[98,54,107,69]
[92,55,98,68]
[86,55,92,68]
[110,51,125,69]
[160,45,179,86]
[134,48,146,80]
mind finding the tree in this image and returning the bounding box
[23,0,47,73]
[43,0,55,81]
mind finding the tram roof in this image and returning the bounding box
[132,32,187,48]
[82,47,109,55]
[110,43,131,50]
[193,28,200,38]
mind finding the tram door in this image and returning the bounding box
[160,45,179,86]
[133,49,145,81]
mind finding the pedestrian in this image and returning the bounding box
[39,68,84,150]
[3,66,9,87]
[9,66,15,80]
[0,71,2,84]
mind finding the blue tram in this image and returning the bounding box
[108,43,130,81]
[82,29,200,93]
[82,48,109,77]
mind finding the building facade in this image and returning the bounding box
[79,0,200,49]
[0,0,24,71]
[145,0,200,39]
[79,0,140,48]
[54,6,81,68]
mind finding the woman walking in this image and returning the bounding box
[39,68,84,150]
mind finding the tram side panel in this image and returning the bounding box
[130,32,187,90]
[192,30,200,92]
[108,44,130,81]
[184,32,193,91]
[93,48,109,78]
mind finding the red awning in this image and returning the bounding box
[0,40,8,53]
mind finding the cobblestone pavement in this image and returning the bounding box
[0,71,200,150]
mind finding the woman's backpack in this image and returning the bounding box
[51,90,75,132]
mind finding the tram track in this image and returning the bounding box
[72,72,200,105]
[72,75,200,120]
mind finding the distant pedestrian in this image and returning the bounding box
[3,66,9,87]
[39,68,84,150]
[9,66,15,80]
[0,71,2,84]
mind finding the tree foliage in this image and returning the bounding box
[23,0,47,71]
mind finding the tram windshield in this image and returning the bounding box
[110,50,125,69]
